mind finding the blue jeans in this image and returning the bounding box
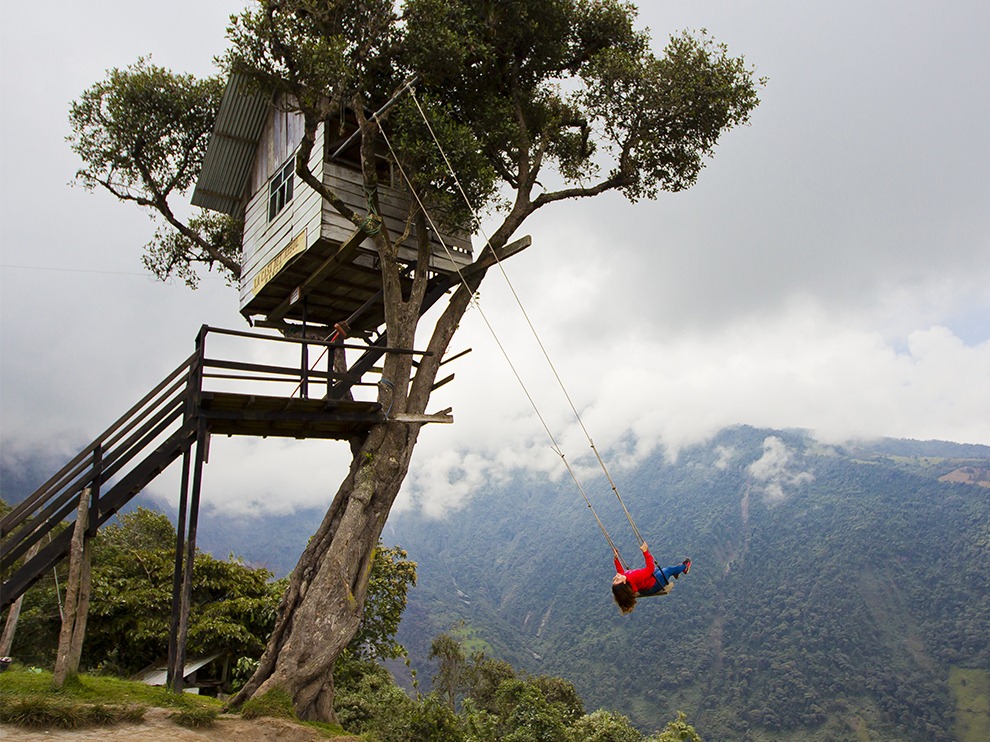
[657,563,686,584]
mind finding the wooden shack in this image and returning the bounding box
[192,75,473,334]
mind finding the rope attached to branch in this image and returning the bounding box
[376,89,645,562]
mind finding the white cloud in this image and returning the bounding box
[746,436,814,504]
[143,437,354,518]
[2,0,989,521]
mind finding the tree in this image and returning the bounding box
[570,709,643,742]
[68,58,239,287]
[466,655,516,715]
[69,0,763,721]
[87,508,284,677]
[430,632,468,711]
[494,677,571,742]
[343,544,417,662]
[647,711,703,742]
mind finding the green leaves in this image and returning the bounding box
[399,1,763,220]
[580,29,764,200]
[347,543,418,662]
[86,509,283,676]
[142,211,242,288]
[223,0,400,113]
[335,628,705,740]
[68,58,241,282]
[68,58,222,202]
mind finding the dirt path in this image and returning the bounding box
[0,707,361,741]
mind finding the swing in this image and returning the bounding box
[375,86,671,584]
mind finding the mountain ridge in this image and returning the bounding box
[4,425,989,740]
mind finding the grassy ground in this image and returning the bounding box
[0,666,222,729]
[950,666,990,742]
[0,665,350,737]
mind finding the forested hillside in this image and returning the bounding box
[5,426,988,739]
[385,426,990,741]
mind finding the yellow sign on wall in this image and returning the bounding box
[253,229,307,295]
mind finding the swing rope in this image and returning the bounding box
[403,88,647,550]
[373,115,625,564]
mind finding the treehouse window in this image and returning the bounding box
[268,159,294,221]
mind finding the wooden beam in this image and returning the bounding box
[267,228,368,322]
[392,409,453,424]
[440,348,472,366]
[431,373,455,391]
[461,235,532,278]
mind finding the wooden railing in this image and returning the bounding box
[0,348,199,607]
[0,324,395,609]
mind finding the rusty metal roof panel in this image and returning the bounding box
[192,74,269,215]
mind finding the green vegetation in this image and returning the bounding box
[241,688,350,737]
[170,705,220,728]
[333,637,701,741]
[950,666,990,742]
[2,508,416,693]
[240,686,296,720]
[0,694,144,729]
[0,666,217,729]
[345,543,419,663]
[0,666,355,736]
[0,665,213,707]
[388,427,990,741]
[4,508,284,681]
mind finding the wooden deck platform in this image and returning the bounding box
[199,391,384,439]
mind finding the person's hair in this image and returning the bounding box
[612,582,637,614]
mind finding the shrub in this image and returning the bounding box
[0,694,145,729]
[171,705,220,728]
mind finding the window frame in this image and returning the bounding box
[268,158,295,222]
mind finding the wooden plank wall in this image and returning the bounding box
[321,163,473,273]
[239,120,324,312]
[240,105,476,314]
[248,98,307,196]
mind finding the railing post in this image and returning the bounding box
[194,325,208,398]
[52,488,93,688]
[300,298,309,399]
[169,326,207,692]
[87,446,102,537]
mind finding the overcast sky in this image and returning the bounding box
[2,1,988,519]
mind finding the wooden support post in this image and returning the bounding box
[52,488,93,688]
[0,540,42,657]
[167,446,193,690]
[172,419,208,694]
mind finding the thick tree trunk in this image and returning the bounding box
[229,161,527,721]
[232,421,420,720]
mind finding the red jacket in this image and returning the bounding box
[614,549,657,594]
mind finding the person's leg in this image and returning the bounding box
[660,563,686,581]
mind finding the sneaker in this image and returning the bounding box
[682,558,691,574]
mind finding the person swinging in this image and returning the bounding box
[611,542,691,614]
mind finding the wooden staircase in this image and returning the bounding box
[1,325,387,610]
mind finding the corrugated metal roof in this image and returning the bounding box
[192,74,269,215]
[132,653,221,686]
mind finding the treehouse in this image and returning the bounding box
[192,74,474,335]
